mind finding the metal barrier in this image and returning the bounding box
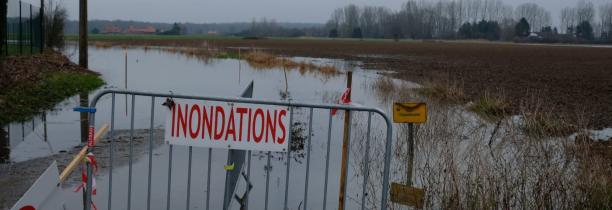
[83,87,393,210]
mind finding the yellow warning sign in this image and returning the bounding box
[390,182,425,208]
[393,103,427,123]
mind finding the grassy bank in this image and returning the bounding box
[0,72,103,125]
[0,52,104,125]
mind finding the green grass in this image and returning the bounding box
[4,44,41,56]
[0,72,104,125]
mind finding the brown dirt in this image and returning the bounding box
[93,39,612,129]
[0,51,98,95]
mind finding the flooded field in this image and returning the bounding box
[2,45,419,209]
[2,44,610,210]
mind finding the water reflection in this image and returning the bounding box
[1,111,54,163]
[0,127,8,163]
[3,45,414,167]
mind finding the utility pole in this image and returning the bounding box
[78,0,88,143]
[337,71,352,210]
[19,0,22,54]
[39,0,43,53]
[79,0,87,67]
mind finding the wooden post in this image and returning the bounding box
[337,71,352,210]
[238,48,241,84]
[124,49,128,116]
[406,123,415,186]
[43,112,48,142]
[78,0,88,142]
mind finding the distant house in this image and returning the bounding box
[126,26,156,34]
[207,31,218,35]
[101,25,122,34]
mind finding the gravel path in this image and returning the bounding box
[0,129,164,210]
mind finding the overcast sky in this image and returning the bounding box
[42,0,612,25]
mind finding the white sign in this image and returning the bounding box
[165,99,290,152]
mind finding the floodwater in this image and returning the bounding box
[2,46,419,210]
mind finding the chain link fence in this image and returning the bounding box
[4,0,44,56]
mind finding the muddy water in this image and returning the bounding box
[3,46,418,209]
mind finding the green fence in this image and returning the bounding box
[4,0,44,56]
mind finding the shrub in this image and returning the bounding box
[44,0,67,50]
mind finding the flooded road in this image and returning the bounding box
[3,46,418,209]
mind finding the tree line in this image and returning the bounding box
[325,0,612,42]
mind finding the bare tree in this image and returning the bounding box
[326,8,344,34]
[576,0,595,24]
[515,3,551,32]
[45,0,68,50]
[561,7,577,34]
[325,0,518,40]
[600,2,612,38]
[360,6,377,38]
[343,4,360,37]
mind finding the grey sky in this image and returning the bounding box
[50,0,611,25]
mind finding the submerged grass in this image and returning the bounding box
[0,72,104,125]
[244,51,340,76]
[468,93,511,122]
[415,80,466,103]
[413,79,579,136]
[355,78,612,210]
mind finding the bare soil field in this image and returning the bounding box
[93,38,612,130]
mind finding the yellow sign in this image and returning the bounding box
[390,182,425,208]
[393,103,427,123]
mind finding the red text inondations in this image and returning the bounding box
[171,103,287,144]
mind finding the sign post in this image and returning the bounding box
[391,102,427,208]
[223,81,254,210]
[338,71,352,210]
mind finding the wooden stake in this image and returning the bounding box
[59,124,109,183]
[238,48,241,84]
[282,58,289,95]
[338,71,352,210]
[124,49,128,116]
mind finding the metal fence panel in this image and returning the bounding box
[85,88,393,210]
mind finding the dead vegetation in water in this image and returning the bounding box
[412,79,579,137]
[518,97,579,138]
[244,51,340,76]
[349,86,612,210]
[93,41,113,49]
[415,80,466,103]
[372,76,396,93]
[467,92,511,122]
